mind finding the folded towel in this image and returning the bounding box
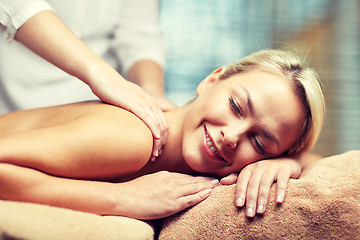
[159,151,360,240]
[0,200,154,240]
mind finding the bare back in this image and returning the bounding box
[0,101,153,180]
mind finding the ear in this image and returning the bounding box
[196,67,226,95]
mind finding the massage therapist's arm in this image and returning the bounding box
[14,10,168,161]
[0,163,217,219]
[127,60,177,111]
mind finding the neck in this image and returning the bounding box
[115,104,196,182]
[155,104,194,174]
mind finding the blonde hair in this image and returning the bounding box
[219,49,325,156]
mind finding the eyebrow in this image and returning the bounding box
[241,86,280,149]
[240,86,253,114]
[263,130,280,149]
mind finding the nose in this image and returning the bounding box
[221,122,250,149]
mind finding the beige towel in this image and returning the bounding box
[159,151,360,240]
[0,200,154,240]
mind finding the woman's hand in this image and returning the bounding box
[0,165,217,220]
[112,171,219,220]
[220,158,301,217]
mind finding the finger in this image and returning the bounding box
[235,169,252,208]
[256,171,277,215]
[275,169,292,204]
[151,138,161,161]
[171,173,218,186]
[177,188,212,210]
[149,96,168,129]
[244,169,267,218]
[146,98,169,153]
[142,105,162,140]
[131,95,164,138]
[220,173,238,185]
[156,121,168,155]
[244,183,260,217]
[132,100,168,157]
[177,177,219,196]
[136,110,161,159]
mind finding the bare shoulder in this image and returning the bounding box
[93,102,153,138]
[83,102,154,164]
[88,103,155,176]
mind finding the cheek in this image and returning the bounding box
[231,146,263,171]
[204,103,232,127]
[181,125,203,166]
[199,91,229,114]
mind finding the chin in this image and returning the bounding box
[182,143,228,177]
[184,157,222,177]
[183,149,208,173]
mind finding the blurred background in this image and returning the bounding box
[159,0,360,157]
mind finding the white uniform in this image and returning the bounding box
[0,0,166,113]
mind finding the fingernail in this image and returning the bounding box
[150,157,156,162]
[277,195,283,203]
[246,208,254,217]
[257,204,264,213]
[155,150,159,157]
[236,197,244,207]
[211,179,219,186]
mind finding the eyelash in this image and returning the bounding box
[229,97,265,154]
[252,136,265,155]
[229,97,242,116]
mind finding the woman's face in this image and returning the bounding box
[181,68,305,177]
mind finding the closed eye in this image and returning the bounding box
[252,135,265,155]
[229,97,243,116]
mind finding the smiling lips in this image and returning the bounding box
[204,126,227,163]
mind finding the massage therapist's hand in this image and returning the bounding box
[220,158,301,217]
[89,71,169,161]
[113,171,219,220]
[153,95,178,112]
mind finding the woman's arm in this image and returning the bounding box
[0,102,152,179]
[0,163,218,219]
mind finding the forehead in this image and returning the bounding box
[223,69,289,91]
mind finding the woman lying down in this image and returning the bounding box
[0,49,325,219]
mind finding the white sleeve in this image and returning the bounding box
[112,0,167,76]
[0,0,53,41]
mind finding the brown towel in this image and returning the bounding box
[159,151,360,240]
[0,200,154,240]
